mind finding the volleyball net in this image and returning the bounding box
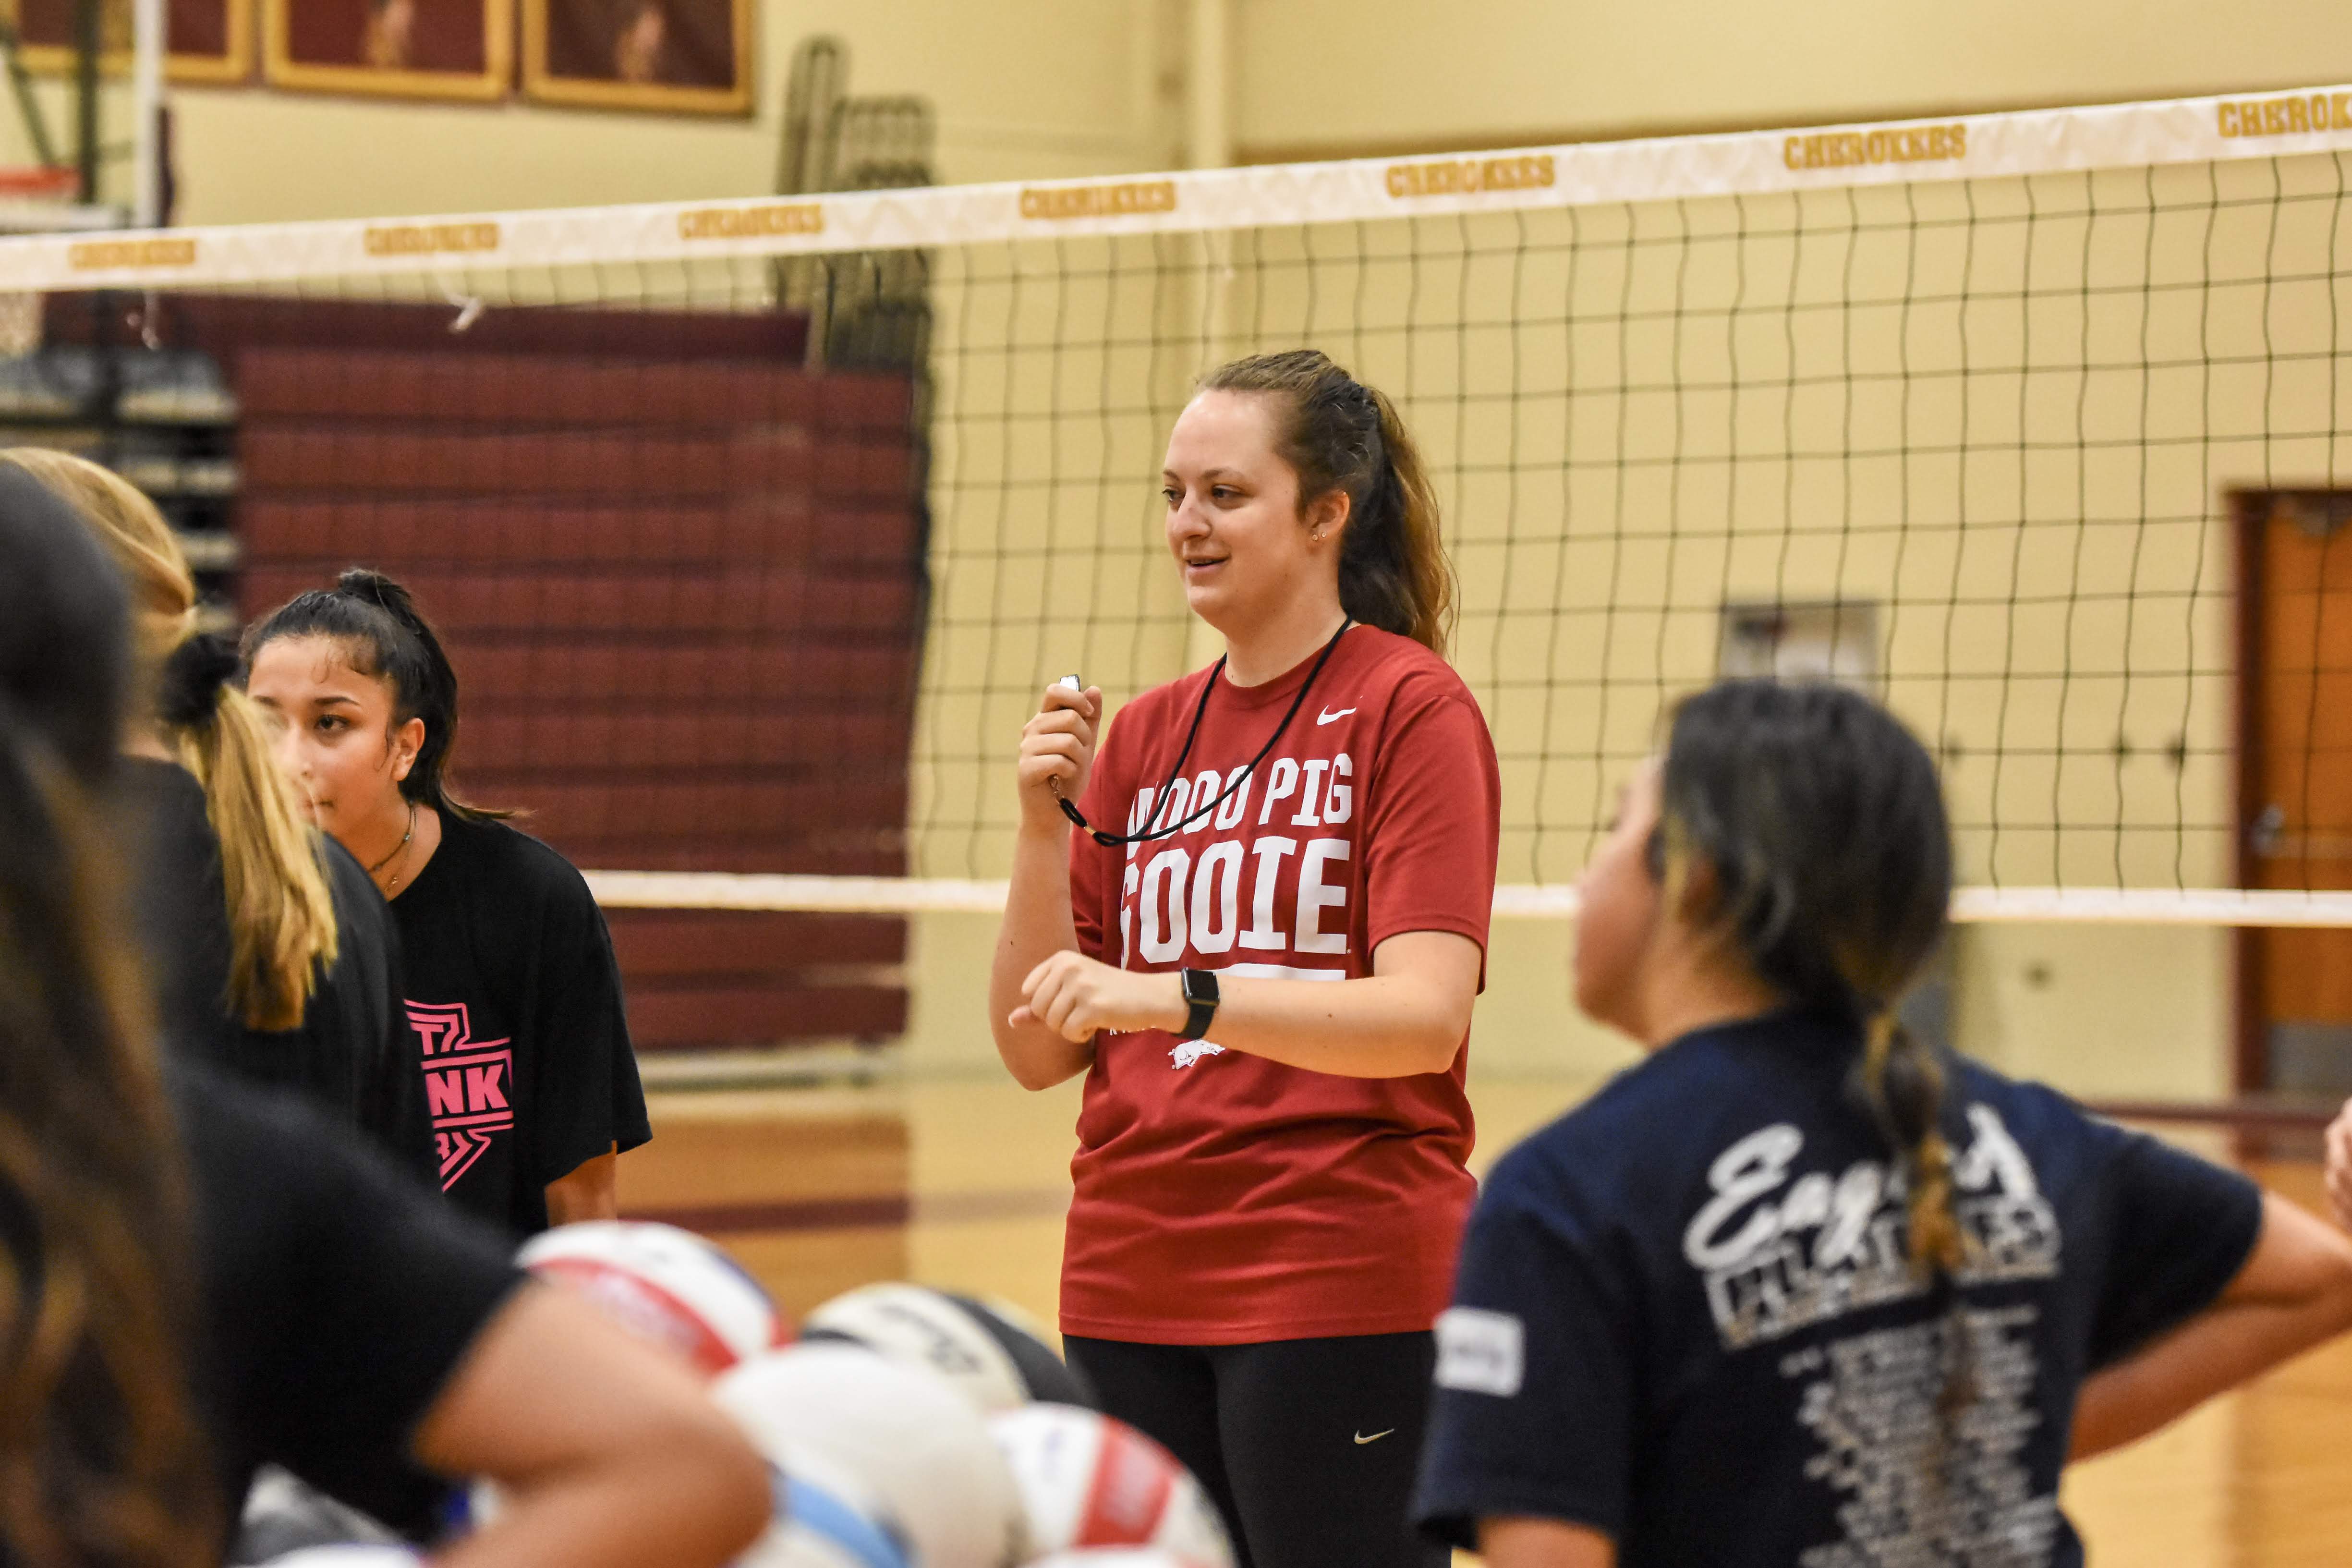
[10,83,2352,939]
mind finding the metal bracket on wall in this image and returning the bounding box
[0,17,60,171]
[2269,490,2352,538]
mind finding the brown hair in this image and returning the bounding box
[1652,679,1962,1279]
[1196,350,1455,656]
[243,568,512,825]
[4,448,339,1031]
[0,468,218,1568]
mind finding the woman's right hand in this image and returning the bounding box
[1017,682,1103,832]
[2327,1098,2352,1228]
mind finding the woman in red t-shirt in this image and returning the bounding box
[990,348,1501,1568]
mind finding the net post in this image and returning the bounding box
[130,0,165,229]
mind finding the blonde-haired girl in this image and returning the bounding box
[8,447,432,1178]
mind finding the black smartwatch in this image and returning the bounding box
[1176,968,1220,1041]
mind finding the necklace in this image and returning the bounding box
[369,801,416,891]
[1056,617,1354,848]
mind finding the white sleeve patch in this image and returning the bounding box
[1434,1306,1525,1397]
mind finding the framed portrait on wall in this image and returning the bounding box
[522,0,752,115]
[263,0,511,101]
[7,0,254,84]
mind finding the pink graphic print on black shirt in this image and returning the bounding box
[406,1000,515,1191]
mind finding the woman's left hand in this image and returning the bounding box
[1012,951,1186,1043]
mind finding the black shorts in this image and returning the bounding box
[1063,1331,1447,1568]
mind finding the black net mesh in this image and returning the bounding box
[11,144,2352,916]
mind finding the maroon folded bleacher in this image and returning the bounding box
[184,297,920,1057]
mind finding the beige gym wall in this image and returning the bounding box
[15,0,2352,221]
[1237,0,2352,160]
[3,0,1183,223]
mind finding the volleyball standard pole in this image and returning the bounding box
[131,0,164,228]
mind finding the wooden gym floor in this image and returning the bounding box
[625,1073,2352,1567]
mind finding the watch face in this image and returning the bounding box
[1185,970,1219,1004]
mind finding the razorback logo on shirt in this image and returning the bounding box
[1060,628,1497,1343]
[407,1000,516,1190]
[1114,747,1357,1067]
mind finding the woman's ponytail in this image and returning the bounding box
[158,635,339,1032]
[1351,387,1452,655]
[1197,350,1457,656]
[1859,1010,1965,1278]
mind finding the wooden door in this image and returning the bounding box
[2237,489,2352,1096]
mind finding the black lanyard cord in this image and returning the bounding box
[1056,619,1354,848]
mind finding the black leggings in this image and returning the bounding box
[1063,1332,1447,1568]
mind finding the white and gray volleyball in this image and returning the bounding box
[1023,1553,1224,1568]
[989,1405,1235,1567]
[232,1467,402,1566]
[517,1220,783,1378]
[738,1450,915,1568]
[800,1283,1095,1413]
[256,1549,421,1568]
[715,1344,1026,1568]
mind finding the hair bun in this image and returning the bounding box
[337,566,397,603]
[158,632,240,729]
[336,565,430,632]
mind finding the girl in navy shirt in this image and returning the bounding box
[1415,679,2352,1568]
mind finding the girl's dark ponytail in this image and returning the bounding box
[1861,1011,1965,1277]
[245,567,509,823]
[1653,680,1975,1450]
[1653,680,1959,1280]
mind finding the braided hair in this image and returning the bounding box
[1651,679,1962,1277]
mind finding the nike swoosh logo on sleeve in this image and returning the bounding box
[1354,1429,1396,1445]
[1317,706,1356,725]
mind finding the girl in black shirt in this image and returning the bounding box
[244,569,649,1236]
[0,472,768,1568]
[9,448,433,1181]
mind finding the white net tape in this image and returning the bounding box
[4,85,2351,290]
[582,873,2352,925]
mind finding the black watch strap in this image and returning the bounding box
[1176,968,1220,1041]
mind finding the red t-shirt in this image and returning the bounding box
[1060,625,1502,1343]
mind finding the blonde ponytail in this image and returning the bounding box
[4,448,341,1031]
[1860,1010,1965,1278]
[162,639,340,1030]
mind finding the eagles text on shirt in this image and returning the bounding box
[1686,1103,2061,1349]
